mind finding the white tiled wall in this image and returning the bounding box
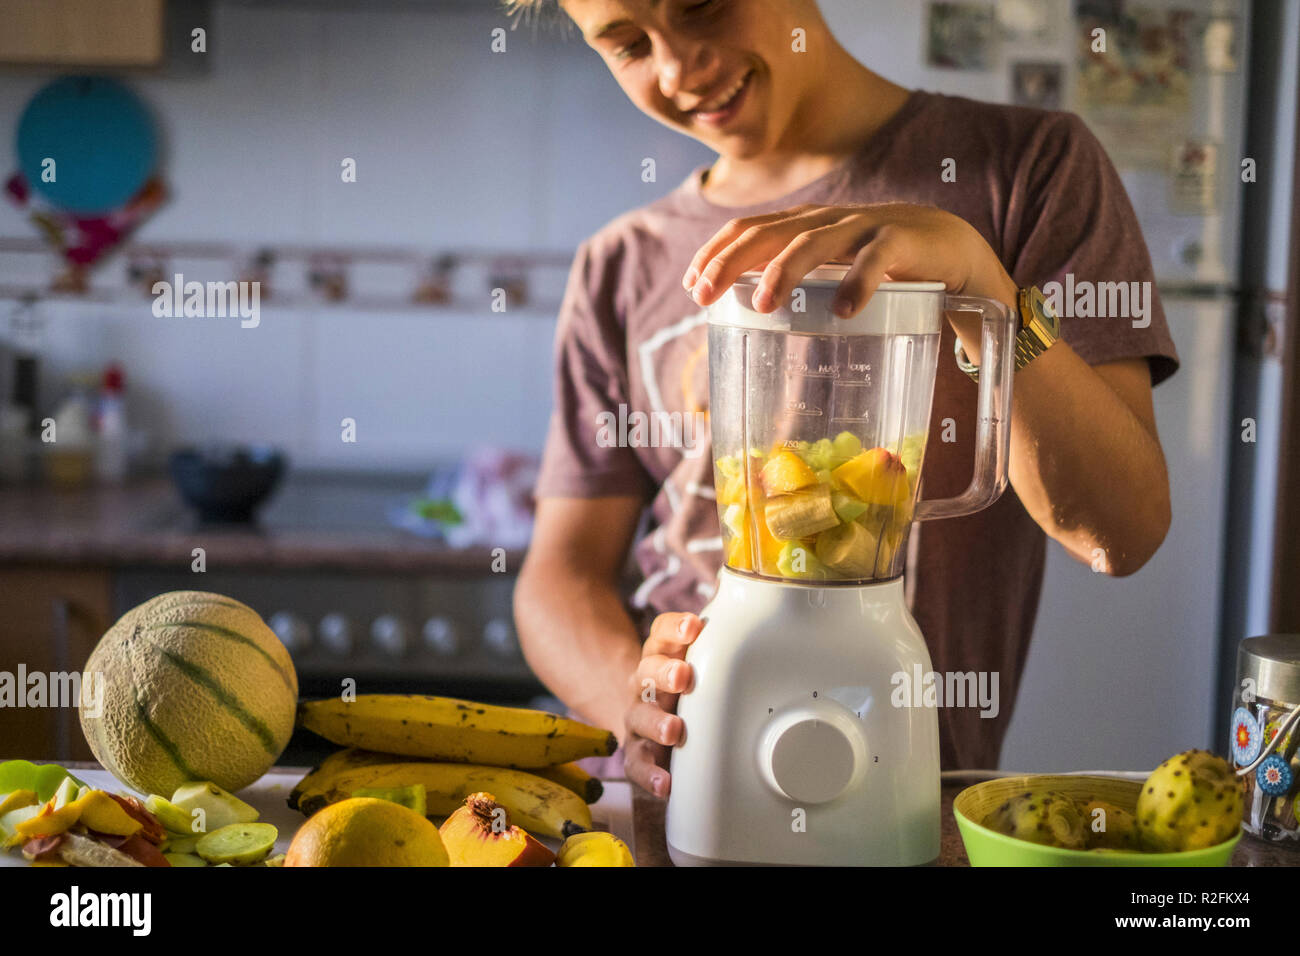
[0,1,714,468]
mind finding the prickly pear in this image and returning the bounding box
[1136,749,1242,852]
[1079,798,1139,850]
[980,790,1086,850]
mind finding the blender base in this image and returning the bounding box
[664,568,941,867]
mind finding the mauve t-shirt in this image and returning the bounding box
[535,91,1179,769]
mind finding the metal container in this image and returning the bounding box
[1231,635,1300,842]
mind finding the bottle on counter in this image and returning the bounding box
[43,375,96,489]
[1,294,41,483]
[95,362,128,484]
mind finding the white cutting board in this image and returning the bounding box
[1,769,635,866]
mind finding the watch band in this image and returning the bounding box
[955,285,1060,382]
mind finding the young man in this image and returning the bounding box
[512,0,1177,797]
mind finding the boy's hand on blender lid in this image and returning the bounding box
[624,612,703,799]
[681,202,1012,319]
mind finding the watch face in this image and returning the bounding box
[1022,286,1060,338]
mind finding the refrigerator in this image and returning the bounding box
[820,0,1296,770]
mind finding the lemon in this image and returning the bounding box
[284,797,449,867]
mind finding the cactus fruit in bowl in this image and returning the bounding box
[1135,749,1243,853]
[1080,799,1140,850]
[954,760,1243,866]
[979,790,1086,850]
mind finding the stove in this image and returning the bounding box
[113,472,550,762]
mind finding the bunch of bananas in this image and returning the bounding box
[292,695,618,840]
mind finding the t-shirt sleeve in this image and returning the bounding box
[534,239,656,501]
[1003,111,1180,385]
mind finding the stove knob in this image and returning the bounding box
[371,615,408,657]
[267,611,311,655]
[318,613,353,655]
[422,617,459,656]
[757,706,864,805]
[483,617,517,658]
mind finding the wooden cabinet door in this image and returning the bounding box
[0,568,112,761]
[0,0,165,66]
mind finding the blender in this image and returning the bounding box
[665,266,1016,866]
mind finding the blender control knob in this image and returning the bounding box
[758,707,862,804]
[318,613,353,655]
[422,617,459,656]
[371,615,408,656]
[267,611,311,655]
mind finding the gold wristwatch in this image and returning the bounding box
[955,285,1060,382]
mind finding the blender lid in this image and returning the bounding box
[1238,635,1300,703]
[737,267,945,292]
[712,268,947,334]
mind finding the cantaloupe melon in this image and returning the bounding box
[78,591,298,796]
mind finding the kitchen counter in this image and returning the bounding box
[629,778,1300,866]
[0,475,518,573]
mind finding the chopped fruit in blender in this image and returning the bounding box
[831,490,870,523]
[799,438,836,471]
[722,503,746,537]
[718,470,747,507]
[873,527,904,579]
[764,486,840,539]
[759,450,819,495]
[895,433,926,479]
[776,541,827,579]
[814,521,880,578]
[715,455,742,479]
[832,447,910,508]
[725,521,754,571]
[832,430,863,460]
[755,513,785,573]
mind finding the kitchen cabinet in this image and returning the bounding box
[0,0,165,67]
[0,567,112,761]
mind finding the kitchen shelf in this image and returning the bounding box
[0,284,562,317]
[0,236,572,316]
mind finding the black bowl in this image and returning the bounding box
[168,445,286,523]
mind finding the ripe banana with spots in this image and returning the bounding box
[296,695,617,768]
[295,762,592,839]
[531,761,604,804]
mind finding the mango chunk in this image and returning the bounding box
[759,450,819,496]
[831,448,910,508]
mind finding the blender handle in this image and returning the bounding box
[912,295,1017,522]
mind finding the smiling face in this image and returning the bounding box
[561,0,829,158]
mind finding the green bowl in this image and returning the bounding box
[953,774,1242,867]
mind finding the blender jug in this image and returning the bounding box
[708,267,1016,583]
[664,267,1015,866]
